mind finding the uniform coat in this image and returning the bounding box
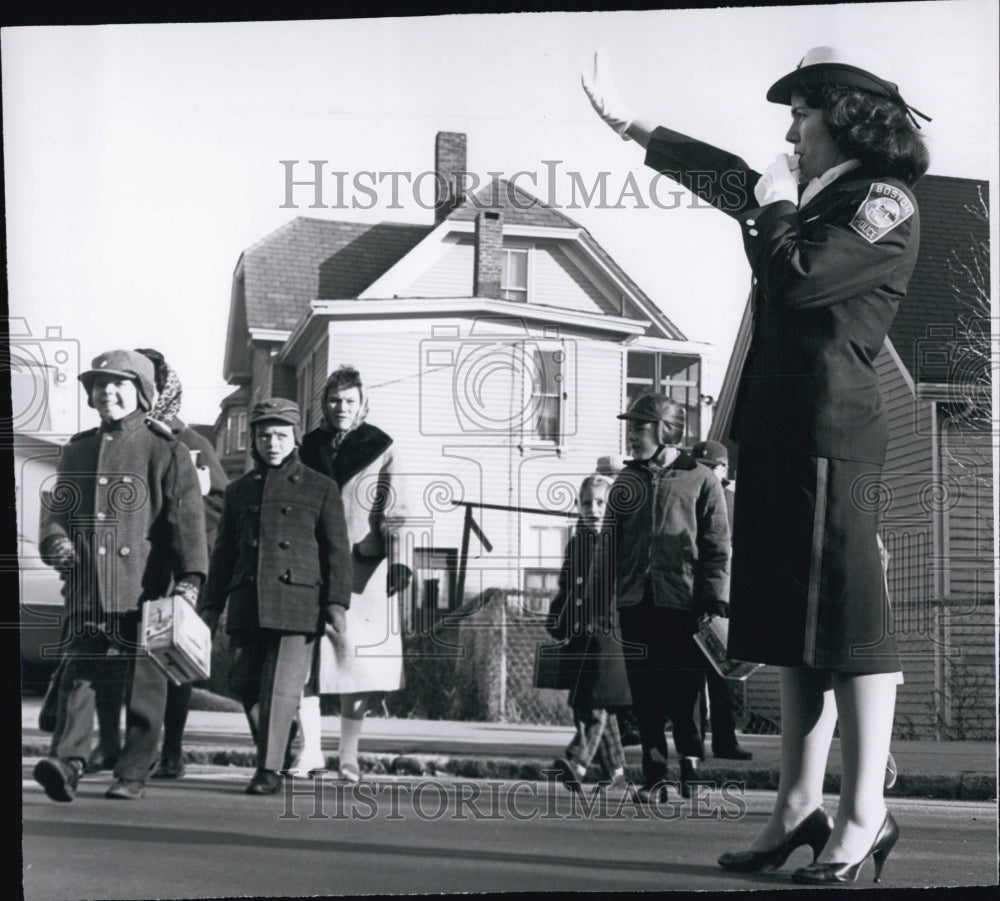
[644,128,918,671]
[300,422,407,693]
[545,526,631,710]
[199,451,351,636]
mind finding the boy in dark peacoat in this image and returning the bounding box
[198,398,352,795]
[33,350,207,803]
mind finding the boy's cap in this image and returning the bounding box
[79,350,156,411]
[250,397,301,428]
[617,393,679,424]
[691,440,728,468]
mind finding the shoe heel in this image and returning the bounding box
[872,848,888,883]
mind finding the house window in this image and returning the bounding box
[530,346,564,442]
[226,410,247,455]
[501,247,529,302]
[409,548,458,634]
[626,351,701,447]
[523,569,561,614]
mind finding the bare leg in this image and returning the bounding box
[817,672,897,862]
[750,666,838,851]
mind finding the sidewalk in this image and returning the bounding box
[20,697,996,800]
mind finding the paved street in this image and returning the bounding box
[23,761,997,898]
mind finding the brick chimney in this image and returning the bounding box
[435,131,467,223]
[474,210,503,299]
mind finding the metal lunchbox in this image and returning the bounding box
[140,596,212,685]
[693,614,764,681]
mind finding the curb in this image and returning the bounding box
[22,741,997,801]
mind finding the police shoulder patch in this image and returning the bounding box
[849,182,914,243]
[145,416,175,440]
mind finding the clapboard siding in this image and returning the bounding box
[531,243,616,315]
[406,238,475,297]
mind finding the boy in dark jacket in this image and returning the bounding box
[34,350,207,803]
[198,398,352,795]
[598,394,730,800]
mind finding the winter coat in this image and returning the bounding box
[199,450,352,636]
[300,422,408,693]
[598,451,730,614]
[546,525,632,710]
[39,410,208,616]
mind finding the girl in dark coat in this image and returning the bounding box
[547,473,631,791]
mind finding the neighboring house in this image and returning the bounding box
[217,131,714,624]
[212,386,250,480]
[710,176,994,739]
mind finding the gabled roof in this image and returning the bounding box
[446,177,586,231]
[240,218,432,331]
[889,176,989,383]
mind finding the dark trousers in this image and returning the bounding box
[230,631,314,772]
[51,619,168,782]
[619,595,706,785]
[705,668,739,753]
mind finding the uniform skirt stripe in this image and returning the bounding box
[728,447,901,675]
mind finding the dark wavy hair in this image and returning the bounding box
[795,80,929,184]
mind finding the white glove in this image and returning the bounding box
[754,153,801,206]
[581,47,635,140]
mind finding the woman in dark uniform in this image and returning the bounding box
[583,46,929,883]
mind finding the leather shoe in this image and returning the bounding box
[718,807,834,872]
[553,757,585,793]
[713,744,753,761]
[246,769,283,795]
[105,779,146,800]
[34,757,83,803]
[150,757,186,779]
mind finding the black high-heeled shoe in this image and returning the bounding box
[791,811,899,884]
[717,807,834,872]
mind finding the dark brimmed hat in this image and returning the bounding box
[767,46,930,127]
[691,440,728,468]
[79,350,156,412]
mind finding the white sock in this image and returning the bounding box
[339,714,363,769]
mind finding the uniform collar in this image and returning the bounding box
[800,158,861,208]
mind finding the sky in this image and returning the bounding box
[3,0,998,432]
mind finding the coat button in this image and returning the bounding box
[575,598,583,606]
[97,547,107,555]
[281,506,292,515]
[122,476,132,483]
[748,228,758,237]
[250,538,258,547]
[291,475,299,483]
[98,477,109,485]
[105,435,114,442]
[96,512,106,521]
[119,547,130,556]
[279,540,291,549]
[746,218,755,226]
